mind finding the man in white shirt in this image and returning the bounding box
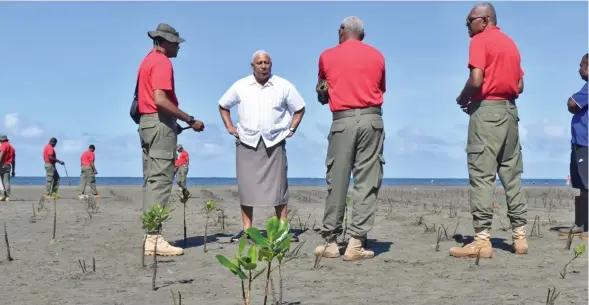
[218,50,306,243]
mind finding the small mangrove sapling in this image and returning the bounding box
[203,199,217,252]
[560,243,586,279]
[340,196,351,243]
[216,216,295,305]
[216,235,263,305]
[140,203,172,291]
[180,188,190,248]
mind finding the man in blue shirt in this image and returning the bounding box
[559,53,588,240]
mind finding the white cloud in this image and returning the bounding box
[60,139,84,153]
[20,126,44,138]
[4,113,19,129]
[3,112,44,138]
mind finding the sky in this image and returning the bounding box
[0,1,587,178]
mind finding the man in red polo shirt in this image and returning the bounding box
[314,16,386,261]
[174,145,190,197]
[0,135,15,201]
[43,137,64,199]
[451,3,528,259]
[137,23,205,257]
[78,144,100,199]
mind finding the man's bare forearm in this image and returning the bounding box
[219,106,234,129]
[290,108,305,130]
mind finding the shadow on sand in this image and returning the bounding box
[172,233,234,249]
[454,234,513,252]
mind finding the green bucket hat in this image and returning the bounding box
[148,23,186,43]
[0,135,7,141]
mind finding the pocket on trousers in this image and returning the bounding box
[328,122,346,141]
[466,144,485,172]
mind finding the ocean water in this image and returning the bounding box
[9,177,568,187]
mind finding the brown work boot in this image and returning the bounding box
[512,226,528,254]
[559,225,584,236]
[343,235,375,261]
[314,238,341,258]
[144,234,184,256]
[580,232,588,240]
[0,196,6,201]
[449,229,493,258]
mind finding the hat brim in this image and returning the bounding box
[148,31,185,43]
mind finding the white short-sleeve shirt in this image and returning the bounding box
[218,74,306,148]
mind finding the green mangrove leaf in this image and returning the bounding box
[246,227,269,248]
[265,216,280,242]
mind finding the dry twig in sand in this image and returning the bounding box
[4,221,13,262]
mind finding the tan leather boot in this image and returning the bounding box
[512,226,528,254]
[343,235,374,261]
[314,239,341,258]
[449,229,493,258]
[144,234,184,256]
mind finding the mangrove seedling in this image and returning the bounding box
[203,199,217,252]
[246,216,294,305]
[52,199,57,240]
[180,188,190,248]
[4,221,13,262]
[216,234,263,305]
[546,286,560,305]
[340,196,351,243]
[560,243,585,279]
[140,203,172,291]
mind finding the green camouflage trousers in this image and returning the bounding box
[79,166,98,195]
[321,107,385,238]
[0,164,11,196]
[44,163,60,196]
[138,113,178,215]
[466,99,527,232]
[176,166,188,190]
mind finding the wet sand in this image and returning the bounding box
[0,185,587,305]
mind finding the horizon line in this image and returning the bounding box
[11,176,567,180]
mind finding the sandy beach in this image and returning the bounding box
[0,184,587,305]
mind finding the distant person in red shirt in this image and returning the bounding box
[78,144,100,199]
[450,3,528,259]
[174,145,190,197]
[315,16,386,261]
[136,23,205,257]
[0,135,15,201]
[43,138,64,199]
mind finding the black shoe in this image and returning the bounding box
[291,232,299,243]
[230,230,249,243]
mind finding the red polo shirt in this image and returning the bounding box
[0,142,14,166]
[80,150,95,167]
[43,144,55,164]
[468,26,524,102]
[318,40,386,112]
[175,151,189,167]
[137,50,178,114]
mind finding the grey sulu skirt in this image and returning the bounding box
[236,138,289,207]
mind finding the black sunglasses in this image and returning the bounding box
[466,16,489,26]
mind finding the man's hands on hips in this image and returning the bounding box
[226,125,239,138]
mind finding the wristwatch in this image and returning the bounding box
[289,127,296,133]
[187,116,196,125]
